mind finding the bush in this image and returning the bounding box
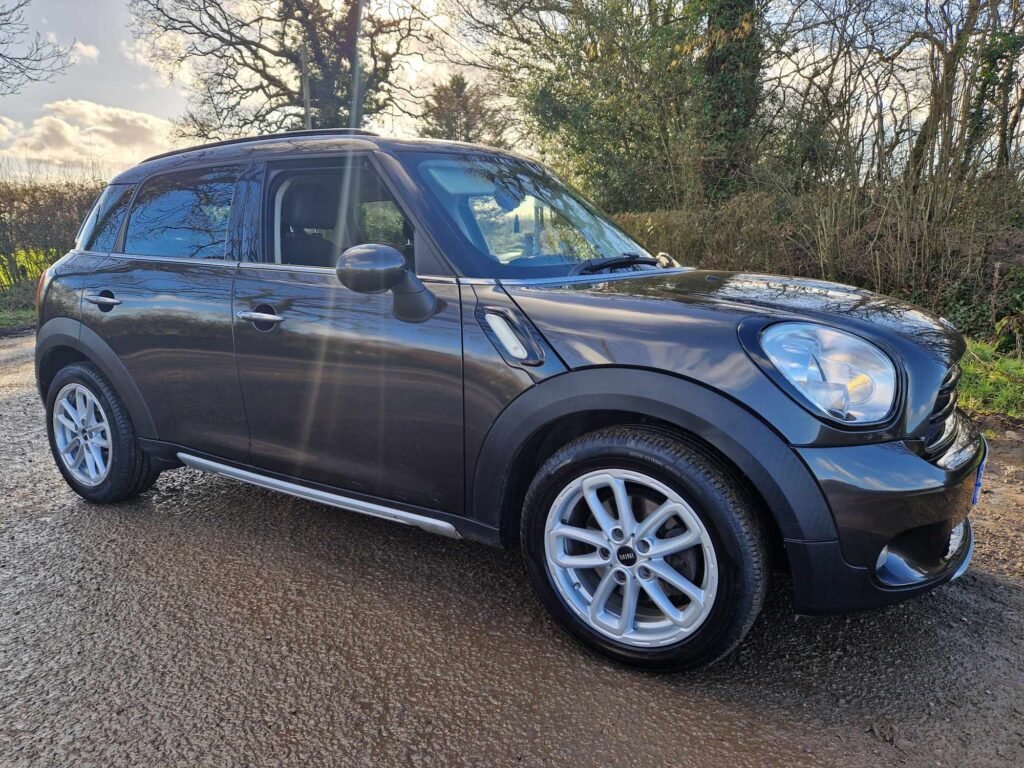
[0,171,103,289]
[616,193,796,276]
[0,279,36,330]
[0,168,102,329]
[616,178,1024,343]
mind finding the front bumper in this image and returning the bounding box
[786,412,984,614]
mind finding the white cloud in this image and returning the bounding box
[118,41,161,91]
[0,116,19,143]
[119,41,165,92]
[71,42,100,63]
[0,100,176,170]
[119,38,151,69]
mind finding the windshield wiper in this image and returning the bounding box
[569,253,661,276]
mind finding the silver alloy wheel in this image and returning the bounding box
[544,469,719,648]
[52,382,112,487]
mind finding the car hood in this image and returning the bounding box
[502,270,964,441]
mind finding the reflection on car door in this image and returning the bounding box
[79,164,250,461]
[231,158,464,514]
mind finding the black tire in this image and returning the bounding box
[45,362,159,503]
[521,426,767,672]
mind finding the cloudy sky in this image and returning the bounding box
[0,0,191,171]
[0,0,447,174]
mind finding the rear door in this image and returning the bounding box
[41,183,137,327]
[231,155,464,513]
[80,164,249,461]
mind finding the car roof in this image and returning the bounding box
[109,129,521,184]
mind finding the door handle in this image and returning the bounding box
[236,310,284,324]
[84,294,122,307]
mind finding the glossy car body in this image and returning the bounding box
[36,130,983,617]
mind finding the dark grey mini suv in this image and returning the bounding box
[36,129,985,670]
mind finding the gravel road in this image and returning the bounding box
[2,332,1023,767]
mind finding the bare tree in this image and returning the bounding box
[0,0,70,96]
[127,0,431,140]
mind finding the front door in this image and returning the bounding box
[80,164,249,461]
[231,158,464,513]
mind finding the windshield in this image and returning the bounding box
[399,151,654,278]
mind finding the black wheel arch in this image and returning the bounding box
[470,367,837,550]
[36,317,156,439]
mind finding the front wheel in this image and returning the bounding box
[521,426,768,671]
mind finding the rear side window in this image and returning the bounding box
[123,166,239,259]
[76,183,135,252]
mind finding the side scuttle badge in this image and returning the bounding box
[484,312,529,360]
[476,305,546,367]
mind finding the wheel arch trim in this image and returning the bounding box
[470,367,838,545]
[36,317,157,439]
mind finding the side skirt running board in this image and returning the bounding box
[177,453,461,539]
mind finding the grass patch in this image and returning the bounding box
[960,340,1024,420]
[0,280,35,331]
[0,307,35,329]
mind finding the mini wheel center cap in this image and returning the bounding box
[615,546,638,567]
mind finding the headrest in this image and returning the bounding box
[282,182,338,230]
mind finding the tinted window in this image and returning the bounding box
[76,183,135,252]
[124,166,239,259]
[270,163,414,268]
[358,200,408,248]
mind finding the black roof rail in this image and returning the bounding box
[141,128,380,164]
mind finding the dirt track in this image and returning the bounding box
[1,332,1022,767]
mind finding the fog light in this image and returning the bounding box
[944,522,966,561]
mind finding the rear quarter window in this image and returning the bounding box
[76,184,135,252]
[123,166,239,259]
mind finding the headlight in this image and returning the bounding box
[761,322,897,423]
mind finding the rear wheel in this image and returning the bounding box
[521,426,767,671]
[46,362,159,503]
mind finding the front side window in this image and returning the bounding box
[267,160,414,269]
[123,166,239,259]
[358,200,408,249]
[401,152,651,278]
[76,183,135,252]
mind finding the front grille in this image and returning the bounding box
[922,365,961,460]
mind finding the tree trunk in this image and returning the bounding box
[700,0,763,199]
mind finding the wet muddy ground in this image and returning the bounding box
[1,332,1022,767]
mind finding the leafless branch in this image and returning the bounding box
[0,0,70,96]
